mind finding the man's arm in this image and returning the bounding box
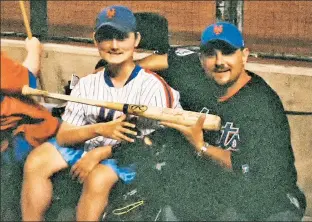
[136,53,168,71]
[92,53,168,75]
[160,115,232,169]
[198,144,232,169]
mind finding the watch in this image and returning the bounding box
[196,142,209,157]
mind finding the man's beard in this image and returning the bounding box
[205,74,235,99]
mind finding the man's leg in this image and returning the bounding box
[21,142,68,221]
[76,164,118,221]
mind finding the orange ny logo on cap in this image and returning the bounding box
[107,8,116,19]
[213,25,223,35]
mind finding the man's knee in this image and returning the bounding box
[84,165,118,194]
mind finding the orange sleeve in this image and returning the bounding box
[1,96,60,147]
[1,51,29,93]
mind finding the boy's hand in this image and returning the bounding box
[96,114,137,142]
[70,148,102,183]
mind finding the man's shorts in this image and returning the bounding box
[48,137,136,184]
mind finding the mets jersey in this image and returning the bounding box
[62,65,181,150]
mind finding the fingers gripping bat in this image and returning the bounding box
[22,85,221,131]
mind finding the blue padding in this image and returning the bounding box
[2,135,32,165]
[13,135,32,161]
[28,70,37,88]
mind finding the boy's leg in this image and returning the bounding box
[77,158,136,221]
[21,141,68,221]
[76,164,118,221]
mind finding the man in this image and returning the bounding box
[21,6,181,221]
[107,18,305,220]
[1,37,60,221]
[159,22,306,220]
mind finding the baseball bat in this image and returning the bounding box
[19,1,32,39]
[19,0,46,101]
[22,86,221,131]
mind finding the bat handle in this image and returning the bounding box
[22,85,48,96]
[19,1,32,39]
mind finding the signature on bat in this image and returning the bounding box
[161,108,202,119]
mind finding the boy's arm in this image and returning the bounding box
[70,145,113,183]
[56,115,137,147]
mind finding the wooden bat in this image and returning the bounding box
[19,0,46,100]
[22,85,221,131]
[19,1,32,39]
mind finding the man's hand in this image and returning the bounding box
[96,114,137,143]
[160,114,206,151]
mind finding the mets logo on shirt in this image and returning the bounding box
[217,122,240,151]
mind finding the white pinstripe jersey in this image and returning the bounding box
[62,65,181,151]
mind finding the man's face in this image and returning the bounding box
[200,41,249,86]
[94,27,140,65]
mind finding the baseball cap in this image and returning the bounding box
[201,22,244,48]
[94,6,136,34]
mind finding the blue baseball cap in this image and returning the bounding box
[94,6,136,33]
[201,22,244,48]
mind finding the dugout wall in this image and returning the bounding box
[1,1,312,59]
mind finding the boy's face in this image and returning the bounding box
[94,28,140,65]
[200,41,249,86]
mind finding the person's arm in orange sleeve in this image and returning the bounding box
[1,37,42,93]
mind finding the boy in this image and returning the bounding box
[21,6,180,221]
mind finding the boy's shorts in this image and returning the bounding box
[48,137,136,184]
[1,135,32,165]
